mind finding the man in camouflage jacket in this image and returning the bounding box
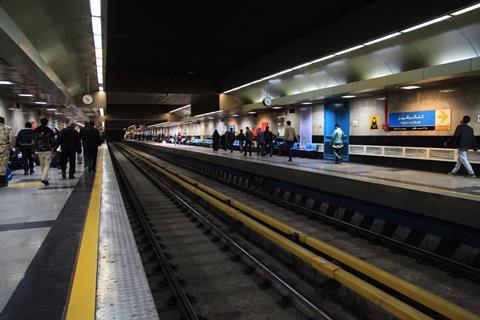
[0,116,15,187]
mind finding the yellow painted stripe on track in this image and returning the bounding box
[8,181,43,188]
[66,150,103,320]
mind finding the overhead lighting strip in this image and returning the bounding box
[169,104,191,113]
[222,3,480,94]
[194,110,222,117]
[89,0,104,89]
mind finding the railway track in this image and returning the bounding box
[110,144,335,320]
[116,142,480,320]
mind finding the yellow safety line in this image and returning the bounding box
[7,181,43,188]
[65,150,103,320]
[123,144,480,320]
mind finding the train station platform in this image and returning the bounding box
[127,141,480,230]
[0,145,157,319]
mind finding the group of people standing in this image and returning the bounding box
[212,121,298,161]
[0,116,101,188]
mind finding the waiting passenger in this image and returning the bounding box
[445,115,478,178]
[80,122,90,168]
[256,127,265,156]
[331,123,345,164]
[244,127,253,156]
[33,118,55,185]
[264,126,275,157]
[237,129,245,152]
[227,128,235,153]
[284,120,298,162]
[82,121,102,172]
[0,116,15,187]
[58,120,82,179]
[15,121,35,175]
[212,129,220,151]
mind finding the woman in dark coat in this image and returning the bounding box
[212,129,220,151]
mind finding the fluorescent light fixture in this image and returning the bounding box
[34,101,47,105]
[301,101,313,105]
[0,80,14,85]
[208,117,214,120]
[99,108,104,116]
[96,58,103,67]
[452,3,480,15]
[169,104,191,113]
[248,111,256,114]
[272,106,282,109]
[401,85,420,90]
[102,121,105,128]
[439,89,455,93]
[401,15,451,33]
[334,45,364,56]
[377,97,386,100]
[95,48,103,60]
[91,16,102,35]
[55,112,63,115]
[18,93,34,97]
[310,54,335,64]
[341,95,356,98]
[291,62,313,70]
[8,108,16,111]
[90,0,101,16]
[46,108,56,111]
[94,35,102,49]
[231,114,239,117]
[194,110,222,117]
[99,86,104,91]
[263,69,294,80]
[364,32,402,46]
[97,73,104,83]
[97,66,103,74]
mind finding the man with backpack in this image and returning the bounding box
[244,127,253,156]
[16,121,35,175]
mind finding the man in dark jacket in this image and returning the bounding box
[33,118,55,185]
[58,120,82,179]
[445,115,478,178]
[81,121,102,172]
[79,121,90,168]
[16,122,35,175]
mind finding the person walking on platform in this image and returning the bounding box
[80,121,90,168]
[58,120,82,179]
[227,128,235,153]
[445,115,478,178]
[33,118,55,186]
[16,121,35,175]
[264,126,275,157]
[256,127,265,156]
[284,120,298,162]
[331,123,345,164]
[81,121,102,172]
[244,127,253,156]
[0,116,15,187]
[212,129,220,151]
[237,129,245,153]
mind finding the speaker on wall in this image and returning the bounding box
[289,108,296,114]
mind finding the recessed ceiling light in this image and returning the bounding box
[0,81,14,85]
[301,102,313,105]
[18,93,34,97]
[272,106,282,109]
[35,101,47,105]
[439,89,455,93]
[231,114,239,117]
[46,108,56,111]
[55,112,63,115]
[248,111,256,114]
[341,95,356,98]
[401,85,421,90]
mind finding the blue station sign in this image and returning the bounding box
[388,110,436,131]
